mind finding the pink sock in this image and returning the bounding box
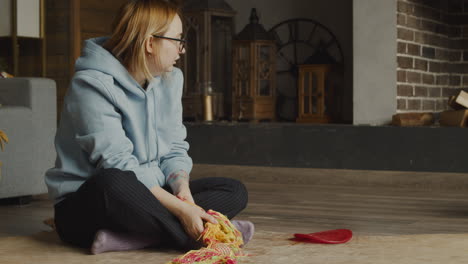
[90,229,159,254]
[231,220,255,247]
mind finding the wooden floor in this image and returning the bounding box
[1,165,468,238]
[243,182,468,235]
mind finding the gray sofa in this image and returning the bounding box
[0,78,56,199]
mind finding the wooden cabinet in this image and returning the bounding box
[0,0,46,78]
[180,1,236,121]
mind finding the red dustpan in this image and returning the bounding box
[293,229,353,244]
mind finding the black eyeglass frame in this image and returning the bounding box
[152,35,186,52]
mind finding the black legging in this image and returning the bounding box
[54,168,248,250]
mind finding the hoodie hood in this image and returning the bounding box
[75,37,148,97]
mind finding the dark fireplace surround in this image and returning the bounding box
[186,0,468,173]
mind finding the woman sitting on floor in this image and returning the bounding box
[45,0,253,254]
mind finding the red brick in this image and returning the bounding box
[436,99,448,111]
[434,49,446,60]
[450,75,461,86]
[413,4,441,21]
[429,34,449,47]
[449,63,468,74]
[397,99,407,110]
[436,49,462,61]
[415,32,448,48]
[406,16,420,29]
[422,100,436,111]
[420,20,448,36]
[453,39,468,50]
[398,1,411,13]
[442,88,461,97]
[398,28,414,41]
[422,74,435,84]
[398,56,413,69]
[414,59,428,71]
[448,14,468,25]
[407,99,422,110]
[407,71,422,83]
[441,63,452,73]
[429,62,442,73]
[398,70,407,82]
[414,0,442,10]
[398,85,414,96]
[428,87,441,97]
[397,13,407,26]
[448,0,463,13]
[422,47,435,59]
[415,86,428,96]
[420,19,439,32]
[414,31,424,43]
[448,51,462,61]
[436,75,450,85]
[434,23,449,36]
[448,26,461,38]
[398,42,407,54]
[463,26,468,38]
[407,43,421,56]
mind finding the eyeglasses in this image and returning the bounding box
[152,35,186,52]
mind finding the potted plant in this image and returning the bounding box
[0,58,7,72]
[0,130,8,181]
[0,58,13,78]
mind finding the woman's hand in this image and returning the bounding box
[151,174,218,241]
[174,184,195,204]
[168,170,195,203]
[175,202,218,240]
[171,180,216,240]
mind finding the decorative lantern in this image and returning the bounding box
[296,45,339,123]
[232,8,276,121]
[297,64,332,123]
[180,0,236,121]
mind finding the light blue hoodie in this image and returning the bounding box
[45,37,192,202]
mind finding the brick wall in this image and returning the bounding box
[397,0,468,112]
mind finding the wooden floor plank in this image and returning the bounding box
[1,166,468,239]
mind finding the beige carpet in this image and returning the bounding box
[0,231,467,264]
